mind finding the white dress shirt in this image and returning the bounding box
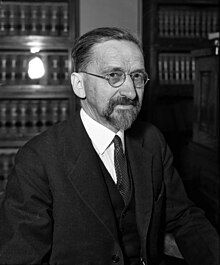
[80,108,125,184]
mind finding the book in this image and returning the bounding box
[60,4,69,36]
[0,5,6,35]
[51,5,59,36]
[0,101,7,136]
[169,55,174,83]
[0,150,17,193]
[174,55,180,82]
[158,55,163,82]
[0,1,70,36]
[60,100,69,121]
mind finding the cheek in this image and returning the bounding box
[84,77,117,108]
[137,89,144,103]
[86,86,111,110]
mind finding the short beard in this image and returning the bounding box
[103,96,141,131]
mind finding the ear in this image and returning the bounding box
[70,72,86,99]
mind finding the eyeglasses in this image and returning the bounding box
[80,70,150,88]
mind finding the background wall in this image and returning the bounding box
[80,0,142,40]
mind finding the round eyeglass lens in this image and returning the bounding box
[108,72,125,87]
[132,72,148,87]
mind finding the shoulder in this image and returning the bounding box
[126,120,170,160]
[14,121,67,161]
[128,120,166,146]
[15,112,86,165]
[20,111,82,152]
[23,120,69,149]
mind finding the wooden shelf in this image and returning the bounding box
[155,39,210,51]
[0,140,29,148]
[157,0,219,5]
[0,36,74,50]
[0,85,72,98]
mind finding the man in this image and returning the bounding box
[0,27,219,265]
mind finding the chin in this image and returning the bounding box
[109,108,139,131]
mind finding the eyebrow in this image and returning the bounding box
[101,66,124,74]
[130,68,146,74]
[101,66,146,74]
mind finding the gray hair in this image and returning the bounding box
[71,27,143,72]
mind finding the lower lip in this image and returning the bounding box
[115,105,133,110]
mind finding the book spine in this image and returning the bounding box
[0,151,17,193]
[19,100,28,136]
[60,100,68,121]
[163,55,168,84]
[169,9,174,37]
[39,100,48,130]
[185,10,189,37]
[174,10,179,37]
[40,6,48,35]
[0,5,6,35]
[191,58,195,82]
[60,4,69,36]
[48,55,59,85]
[175,55,180,83]
[164,10,169,37]
[9,100,18,135]
[0,101,7,136]
[19,5,28,35]
[51,5,59,36]
[207,10,212,34]
[8,4,16,35]
[185,55,190,84]
[180,55,185,83]
[64,57,69,84]
[195,10,200,38]
[158,55,163,83]
[189,10,195,37]
[30,5,38,35]
[0,55,7,83]
[158,9,164,37]
[212,11,217,32]
[168,55,174,84]
[179,9,184,37]
[201,10,207,38]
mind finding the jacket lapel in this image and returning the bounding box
[60,113,153,244]
[126,129,153,238]
[62,113,118,241]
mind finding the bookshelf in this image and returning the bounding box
[192,48,219,151]
[143,0,219,230]
[142,0,219,167]
[0,0,79,195]
[180,46,219,229]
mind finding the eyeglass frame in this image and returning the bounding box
[79,70,150,88]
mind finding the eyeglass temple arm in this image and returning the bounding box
[80,71,108,81]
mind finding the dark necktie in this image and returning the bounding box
[113,135,130,205]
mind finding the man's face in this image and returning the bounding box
[81,40,145,132]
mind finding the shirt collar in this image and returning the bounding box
[80,108,125,155]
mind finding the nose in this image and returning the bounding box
[118,74,137,100]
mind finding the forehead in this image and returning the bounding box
[89,40,144,71]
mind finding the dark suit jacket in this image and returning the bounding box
[0,112,219,265]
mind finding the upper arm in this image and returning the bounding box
[0,146,53,264]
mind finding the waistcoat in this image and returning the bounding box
[98,158,141,265]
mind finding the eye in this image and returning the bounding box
[132,72,143,79]
[108,71,123,78]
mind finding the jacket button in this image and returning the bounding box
[112,254,120,263]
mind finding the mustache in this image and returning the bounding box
[105,96,140,117]
[109,96,139,108]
